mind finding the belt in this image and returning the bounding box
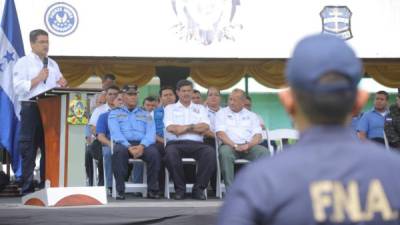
[167,140,203,145]
[21,100,38,105]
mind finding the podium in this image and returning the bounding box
[22,88,107,207]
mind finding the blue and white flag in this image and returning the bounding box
[0,0,25,178]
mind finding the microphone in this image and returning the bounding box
[43,57,48,84]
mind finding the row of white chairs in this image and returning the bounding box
[93,128,300,199]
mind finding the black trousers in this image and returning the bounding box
[164,140,216,194]
[204,137,217,191]
[112,142,161,193]
[154,142,166,192]
[19,101,45,194]
[84,145,104,186]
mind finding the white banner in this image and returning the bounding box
[3,0,400,58]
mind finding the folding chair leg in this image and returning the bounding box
[92,159,98,187]
[143,163,147,197]
[164,168,170,199]
[112,175,117,199]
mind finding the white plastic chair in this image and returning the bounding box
[215,138,250,199]
[266,129,299,153]
[92,159,100,186]
[110,141,148,198]
[163,129,207,199]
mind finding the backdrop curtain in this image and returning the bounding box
[54,57,400,89]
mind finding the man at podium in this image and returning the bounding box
[13,29,67,195]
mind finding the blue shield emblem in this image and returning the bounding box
[44,2,79,37]
[320,6,352,40]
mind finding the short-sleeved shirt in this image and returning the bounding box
[215,107,262,144]
[357,109,388,139]
[218,126,400,225]
[153,106,165,138]
[96,111,110,139]
[351,113,363,132]
[13,52,62,101]
[84,125,92,139]
[89,103,111,127]
[164,101,210,142]
[206,106,219,134]
[108,106,155,148]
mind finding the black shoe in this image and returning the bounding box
[21,183,35,196]
[116,192,125,200]
[132,192,143,197]
[192,190,206,200]
[147,191,161,199]
[174,192,185,200]
[107,187,112,195]
[38,181,45,189]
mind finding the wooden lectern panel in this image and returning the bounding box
[37,96,61,187]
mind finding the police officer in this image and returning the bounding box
[357,91,389,144]
[108,85,161,200]
[218,34,400,225]
[215,88,269,188]
[384,92,400,150]
[13,29,67,195]
[164,80,216,200]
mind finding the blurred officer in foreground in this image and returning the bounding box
[218,34,400,225]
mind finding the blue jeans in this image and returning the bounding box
[102,146,112,188]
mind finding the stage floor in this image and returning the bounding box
[0,196,222,225]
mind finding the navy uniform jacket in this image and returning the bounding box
[218,126,400,225]
[108,106,155,148]
[385,104,400,147]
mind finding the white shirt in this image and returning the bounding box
[257,114,266,129]
[13,52,62,101]
[89,103,111,126]
[206,106,219,134]
[215,107,262,144]
[164,101,210,142]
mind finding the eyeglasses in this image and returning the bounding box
[126,92,138,96]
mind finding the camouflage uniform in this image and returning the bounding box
[384,103,400,149]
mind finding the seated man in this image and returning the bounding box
[87,85,120,186]
[164,80,216,200]
[108,85,161,200]
[203,86,222,193]
[131,95,158,185]
[216,88,269,188]
[153,86,177,191]
[192,89,203,104]
[96,92,124,194]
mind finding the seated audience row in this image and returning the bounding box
[87,79,270,200]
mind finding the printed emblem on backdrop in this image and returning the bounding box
[320,6,352,40]
[171,0,243,45]
[44,2,79,37]
[67,94,88,125]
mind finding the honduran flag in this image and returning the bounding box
[0,0,25,179]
